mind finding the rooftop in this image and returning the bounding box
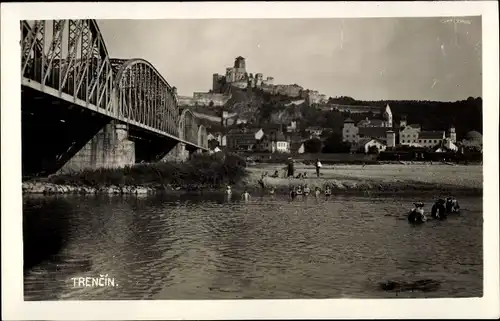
[356,137,385,146]
[358,127,392,138]
[418,131,445,140]
[357,119,385,127]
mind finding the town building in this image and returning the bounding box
[342,104,458,150]
[342,104,394,143]
[207,132,227,147]
[417,131,446,148]
[256,130,290,153]
[350,138,387,154]
[290,142,306,154]
[226,127,263,151]
[399,123,421,145]
[306,126,323,138]
[435,139,459,152]
[342,118,359,143]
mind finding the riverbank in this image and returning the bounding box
[22,160,482,197]
[23,153,247,195]
[241,163,483,196]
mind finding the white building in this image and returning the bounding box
[351,138,387,154]
[257,131,290,153]
[382,104,393,127]
[291,142,305,154]
[417,131,446,148]
[399,124,421,145]
[435,138,458,152]
[275,132,289,153]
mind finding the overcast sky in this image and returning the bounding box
[97,17,481,101]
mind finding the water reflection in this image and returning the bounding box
[23,193,482,300]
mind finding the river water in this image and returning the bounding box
[23,193,483,300]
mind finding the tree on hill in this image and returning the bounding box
[322,133,350,153]
[208,139,220,150]
[304,137,323,153]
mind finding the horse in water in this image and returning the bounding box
[431,199,447,220]
[408,202,426,224]
[445,197,460,213]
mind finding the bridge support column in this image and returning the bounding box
[162,142,189,163]
[59,122,135,173]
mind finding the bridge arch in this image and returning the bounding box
[112,58,179,136]
[179,109,198,145]
[197,125,208,149]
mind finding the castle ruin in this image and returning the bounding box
[212,56,274,92]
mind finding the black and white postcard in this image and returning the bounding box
[1,1,499,320]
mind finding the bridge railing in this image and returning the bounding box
[21,20,115,113]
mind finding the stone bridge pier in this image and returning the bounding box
[59,121,135,173]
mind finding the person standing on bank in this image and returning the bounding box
[287,158,295,178]
[315,158,322,178]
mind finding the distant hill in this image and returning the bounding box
[184,84,482,140]
[327,96,483,139]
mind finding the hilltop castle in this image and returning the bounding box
[212,56,275,92]
[178,56,329,107]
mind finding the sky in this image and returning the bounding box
[97,17,482,102]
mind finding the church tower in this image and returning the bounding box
[448,126,456,143]
[382,104,393,128]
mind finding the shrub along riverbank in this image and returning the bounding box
[23,153,248,195]
[22,154,482,196]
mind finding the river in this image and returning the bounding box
[23,193,483,300]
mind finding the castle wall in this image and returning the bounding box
[177,93,231,107]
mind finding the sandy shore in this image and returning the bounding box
[241,163,483,195]
[22,163,482,196]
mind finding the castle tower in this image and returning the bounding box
[383,104,393,128]
[225,67,235,83]
[448,125,457,143]
[234,56,246,69]
[386,130,396,148]
[255,73,263,86]
[212,73,221,92]
[342,118,358,143]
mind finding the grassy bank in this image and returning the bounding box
[241,163,483,196]
[22,156,483,196]
[23,153,248,195]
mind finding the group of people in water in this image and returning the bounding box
[408,197,460,223]
[225,183,334,202]
[288,184,332,199]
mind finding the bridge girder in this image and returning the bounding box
[21,20,115,113]
[179,109,199,146]
[112,58,179,138]
[197,124,208,149]
[21,19,207,152]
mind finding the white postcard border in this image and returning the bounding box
[1,1,499,320]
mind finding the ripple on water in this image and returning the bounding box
[23,194,483,300]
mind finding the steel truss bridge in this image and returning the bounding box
[21,19,208,156]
